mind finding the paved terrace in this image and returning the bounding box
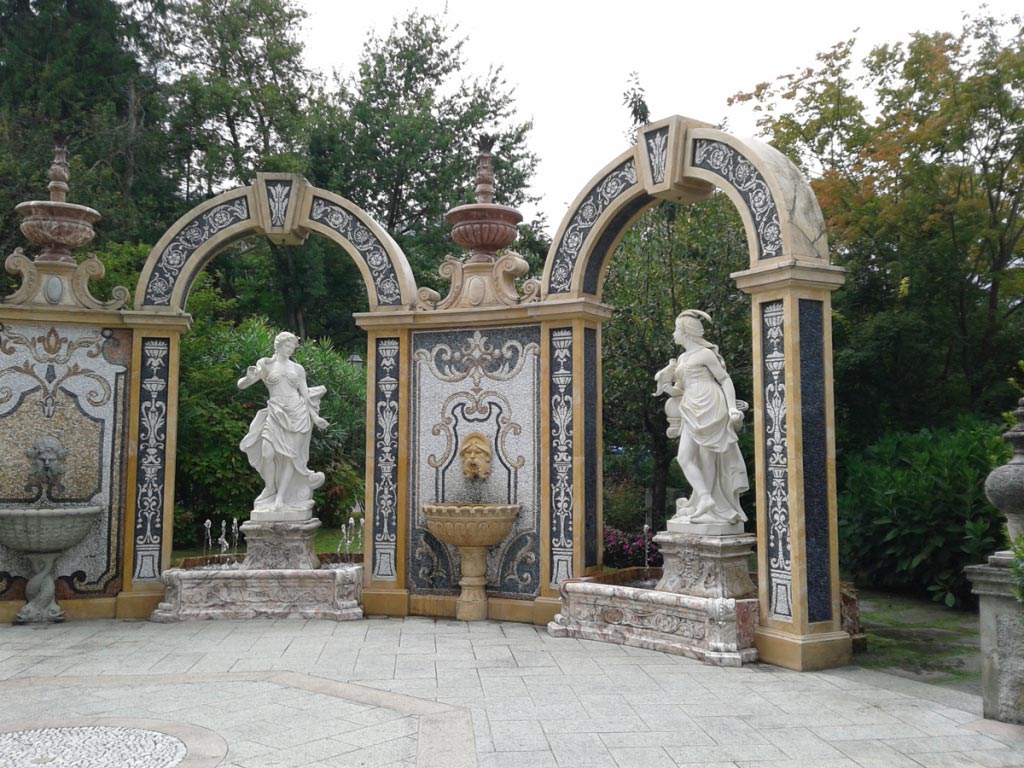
[0,617,1022,768]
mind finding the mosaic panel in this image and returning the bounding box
[143,196,250,305]
[548,159,638,294]
[761,301,792,619]
[549,328,574,586]
[372,338,400,581]
[800,299,832,623]
[409,326,541,598]
[265,180,293,227]
[0,726,186,768]
[132,337,169,581]
[584,327,599,568]
[0,323,129,597]
[308,196,402,306]
[692,139,783,260]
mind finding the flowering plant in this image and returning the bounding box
[603,527,662,569]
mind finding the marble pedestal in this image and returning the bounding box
[966,553,1024,723]
[548,575,758,666]
[150,518,363,623]
[241,518,320,570]
[151,564,362,622]
[654,530,757,598]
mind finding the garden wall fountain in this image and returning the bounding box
[2,116,851,670]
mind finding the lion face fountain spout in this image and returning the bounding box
[422,432,518,621]
[0,437,101,623]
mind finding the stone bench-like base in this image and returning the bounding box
[548,578,758,666]
[150,564,363,622]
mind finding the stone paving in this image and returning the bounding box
[1,616,1023,767]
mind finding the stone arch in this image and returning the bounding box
[135,173,417,312]
[540,115,829,299]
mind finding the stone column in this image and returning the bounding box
[733,260,851,671]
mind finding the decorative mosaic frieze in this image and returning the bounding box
[0,323,128,596]
[133,338,169,581]
[644,127,669,184]
[692,139,783,260]
[308,197,402,306]
[409,326,541,598]
[761,301,792,619]
[143,196,250,305]
[549,328,574,586]
[372,338,400,581]
[266,181,293,227]
[548,160,638,294]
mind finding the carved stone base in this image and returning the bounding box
[548,579,758,666]
[240,519,320,570]
[150,564,363,622]
[966,558,1024,724]
[653,531,756,599]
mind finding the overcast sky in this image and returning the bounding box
[299,0,1019,235]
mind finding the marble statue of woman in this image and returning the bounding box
[238,331,328,521]
[654,310,749,529]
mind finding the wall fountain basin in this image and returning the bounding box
[0,505,101,623]
[423,503,518,620]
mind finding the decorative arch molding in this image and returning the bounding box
[135,173,417,312]
[539,116,829,300]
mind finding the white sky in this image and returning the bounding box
[299,0,1020,236]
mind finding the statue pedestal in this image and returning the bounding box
[150,517,364,623]
[241,518,320,570]
[966,555,1024,724]
[654,531,757,599]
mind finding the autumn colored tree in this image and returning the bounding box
[732,13,1024,445]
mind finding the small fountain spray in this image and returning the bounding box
[203,519,212,559]
[231,518,240,556]
[217,520,229,554]
[643,523,651,582]
[338,523,348,562]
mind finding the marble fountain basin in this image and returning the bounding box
[0,505,101,623]
[422,503,518,621]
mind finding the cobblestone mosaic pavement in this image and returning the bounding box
[0,616,1022,767]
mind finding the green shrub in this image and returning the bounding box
[175,300,366,544]
[838,418,1009,607]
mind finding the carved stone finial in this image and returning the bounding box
[985,398,1024,546]
[48,146,70,203]
[474,135,496,206]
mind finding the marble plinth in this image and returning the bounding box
[654,531,757,598]
[240,519,320,570]
[548,577,758,666]
[966,555,1024,723]
[150,564,363,622]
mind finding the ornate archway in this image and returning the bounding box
[537,116,849,670]
[124,173,415,592]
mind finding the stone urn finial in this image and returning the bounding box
[985,398,1024,545]
[445,135,523,264]
[15,145,101,264]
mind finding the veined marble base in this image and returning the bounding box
[240,519,320,570]
[548,579,758,666]
[654,531,757,598]
[150,564,363,622]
